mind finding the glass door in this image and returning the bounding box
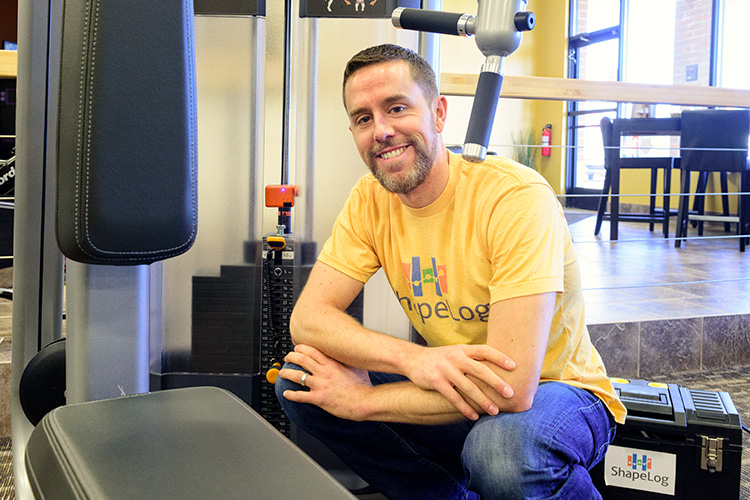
[567,0,621,193]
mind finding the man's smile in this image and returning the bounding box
[379,145,409,160]
[374,144,411,162]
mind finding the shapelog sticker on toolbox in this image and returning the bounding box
[603,445,677,496]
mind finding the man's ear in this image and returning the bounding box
[433,96,448,133]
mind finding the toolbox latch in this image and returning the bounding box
[700,435,724,472]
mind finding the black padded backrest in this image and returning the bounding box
[56,0,198,265]
[681,109,750,173]
[600,116,616,170]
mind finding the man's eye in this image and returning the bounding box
[391,106,405,114]
[357,116,372,125]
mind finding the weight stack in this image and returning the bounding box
[191,265,262,374]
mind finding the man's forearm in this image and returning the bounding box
[279,344,478,424]
[290,299,419,376]
[290,299,520,420]
[291,302,521,415]
[354,380,475,424]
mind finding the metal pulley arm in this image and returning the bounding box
[393,0,535,162]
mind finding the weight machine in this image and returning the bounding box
[11,0,535,498]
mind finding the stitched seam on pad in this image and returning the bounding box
[73,0,91,259]
[185,0,198,245]
[76,1,196,262]
[80,0,98,258]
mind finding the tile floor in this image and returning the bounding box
[568,211,750,325]
[568,210,750,378]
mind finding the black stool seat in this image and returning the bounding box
[25,387,357,500]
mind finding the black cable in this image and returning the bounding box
[742,424,750,434]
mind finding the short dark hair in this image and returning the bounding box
[342,44,438,108]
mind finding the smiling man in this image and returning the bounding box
[276,44,626,500]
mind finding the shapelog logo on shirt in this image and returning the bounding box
[398,256,489,325]
[402,256,448,298]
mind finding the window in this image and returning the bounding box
[572,0,620,34]
[621,0,680,139]
[717,0,750,90]
[567,0,735,194]
[570,38,619,189]
[623,1,676,87]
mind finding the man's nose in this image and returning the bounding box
[372,114,394,142]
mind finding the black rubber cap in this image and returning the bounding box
[514,11,535,32]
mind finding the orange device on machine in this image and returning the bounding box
[265,185,298,249]
[265,184,298,208]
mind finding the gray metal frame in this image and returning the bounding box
[12,1,65,497]
[12,2,159,497]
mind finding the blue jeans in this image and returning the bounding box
[276,366,616,500]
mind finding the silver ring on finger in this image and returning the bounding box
[300,372,309,387]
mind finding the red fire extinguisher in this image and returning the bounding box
[541,124,552,156]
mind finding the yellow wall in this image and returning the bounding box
[523,0,569,193]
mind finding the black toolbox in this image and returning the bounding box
[589,378,743,499]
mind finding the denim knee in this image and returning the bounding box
[274,362,312,425]
[462,412,537,499]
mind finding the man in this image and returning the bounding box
[276,44,625,499]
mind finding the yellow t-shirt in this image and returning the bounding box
[319,152,626,424]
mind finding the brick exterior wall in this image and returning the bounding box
[673,0,713,86]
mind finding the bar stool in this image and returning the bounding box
[675,109,750,252]
[595,117,680,240]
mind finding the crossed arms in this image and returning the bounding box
[279,261,555,424]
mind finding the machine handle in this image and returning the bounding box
[392,7,473,37]
[463,66,504,162]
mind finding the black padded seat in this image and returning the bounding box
[25,387,357,500]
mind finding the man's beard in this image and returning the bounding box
[367,135,438,194]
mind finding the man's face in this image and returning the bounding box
[344,61,444,194]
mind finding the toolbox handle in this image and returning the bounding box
[618,414,688,438]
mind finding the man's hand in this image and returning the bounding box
[403,344,516,420]
[279,344,373,421]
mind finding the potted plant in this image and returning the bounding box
[511,126,539,170]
